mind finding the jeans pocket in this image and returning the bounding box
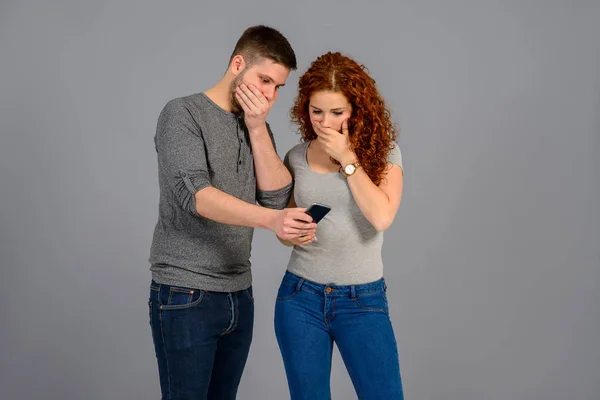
[159,286,205,310]
[276,281,300,302]
[243,286,254,303]
[352,291,388,312]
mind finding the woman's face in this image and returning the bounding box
[308,90,352,132]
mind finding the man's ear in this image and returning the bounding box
[230,55,246,76]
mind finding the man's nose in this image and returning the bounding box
[263,87,276,103]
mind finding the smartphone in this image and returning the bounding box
[305,203,331,223]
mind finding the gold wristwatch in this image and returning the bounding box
[341,161,361,177]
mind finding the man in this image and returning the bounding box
[148,25,317,399]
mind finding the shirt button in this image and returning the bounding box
[239,161,242,165]
[240,139,244,143]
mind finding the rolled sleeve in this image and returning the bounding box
[256,182,293,210]
[155,99,212,216]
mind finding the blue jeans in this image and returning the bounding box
[274,271,404,400]
[148,280,254,400]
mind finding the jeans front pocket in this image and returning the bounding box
[159,285,205,311]
[243,286,254,303]
[352,290,388,312]
[276,281,301,302]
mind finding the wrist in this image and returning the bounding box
[339,151,358,166]
[262,208,280,231]
[247,122,268,136]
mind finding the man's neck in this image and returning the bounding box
[204,78,235,113]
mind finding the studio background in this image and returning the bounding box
[1,1,599,399]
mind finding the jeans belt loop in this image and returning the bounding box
[295,278,305,293]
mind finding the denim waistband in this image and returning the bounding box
[282,271,386,297]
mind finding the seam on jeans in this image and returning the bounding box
[244,287,254,302]
[329,288,383,296]
[232,293,239,332]
[221,293,237,336]
[352,292,387,312]
[352,298,387,312]
[160,290,204,310]
[298,286,321,296]
[168,287,192,307]
[276,284,303,301]
[325,297,336,325]
[158,305,172,399]
[227,293,239,334]
[276,291,300,301]
[169,286,198,294]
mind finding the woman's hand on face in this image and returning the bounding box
[313,119,356,165]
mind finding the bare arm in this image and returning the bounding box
[248,124,292,191]
[194,187,315,240]
[195,187,277,230]
[313,119,403,231]
[342,161,403,231]
[236,84,291,191]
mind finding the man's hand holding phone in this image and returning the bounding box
[271,208,317,241]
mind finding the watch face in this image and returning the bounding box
[344,164,356,174]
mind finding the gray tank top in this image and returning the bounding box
[283,140,403,285]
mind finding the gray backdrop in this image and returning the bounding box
[1,0,598,399]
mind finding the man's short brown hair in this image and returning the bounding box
[229,25,297,70]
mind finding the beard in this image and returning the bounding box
[229,72,245,114]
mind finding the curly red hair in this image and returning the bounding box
[290,52,398,185]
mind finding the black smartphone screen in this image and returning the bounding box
[305,203,331,223]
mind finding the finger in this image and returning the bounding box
[235,92,252,114]
[296,234,314,245]
[313,125,329,139]
[289,218,318,230]
[342,119,349,136]
[239,85,261,108]
[285,225,317,235]
[283,232,307,241]
[301,237,314,245]
[313,123,336,137]
[288,232,315,242]
[236,86,257,111]
[289,209,314,223]
[246,84,267,105]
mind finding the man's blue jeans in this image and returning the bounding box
[149,280,254,400]
[274,271,404,399]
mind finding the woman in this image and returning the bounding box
[275,51,405,399]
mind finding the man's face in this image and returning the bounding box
[230,58,290,113]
